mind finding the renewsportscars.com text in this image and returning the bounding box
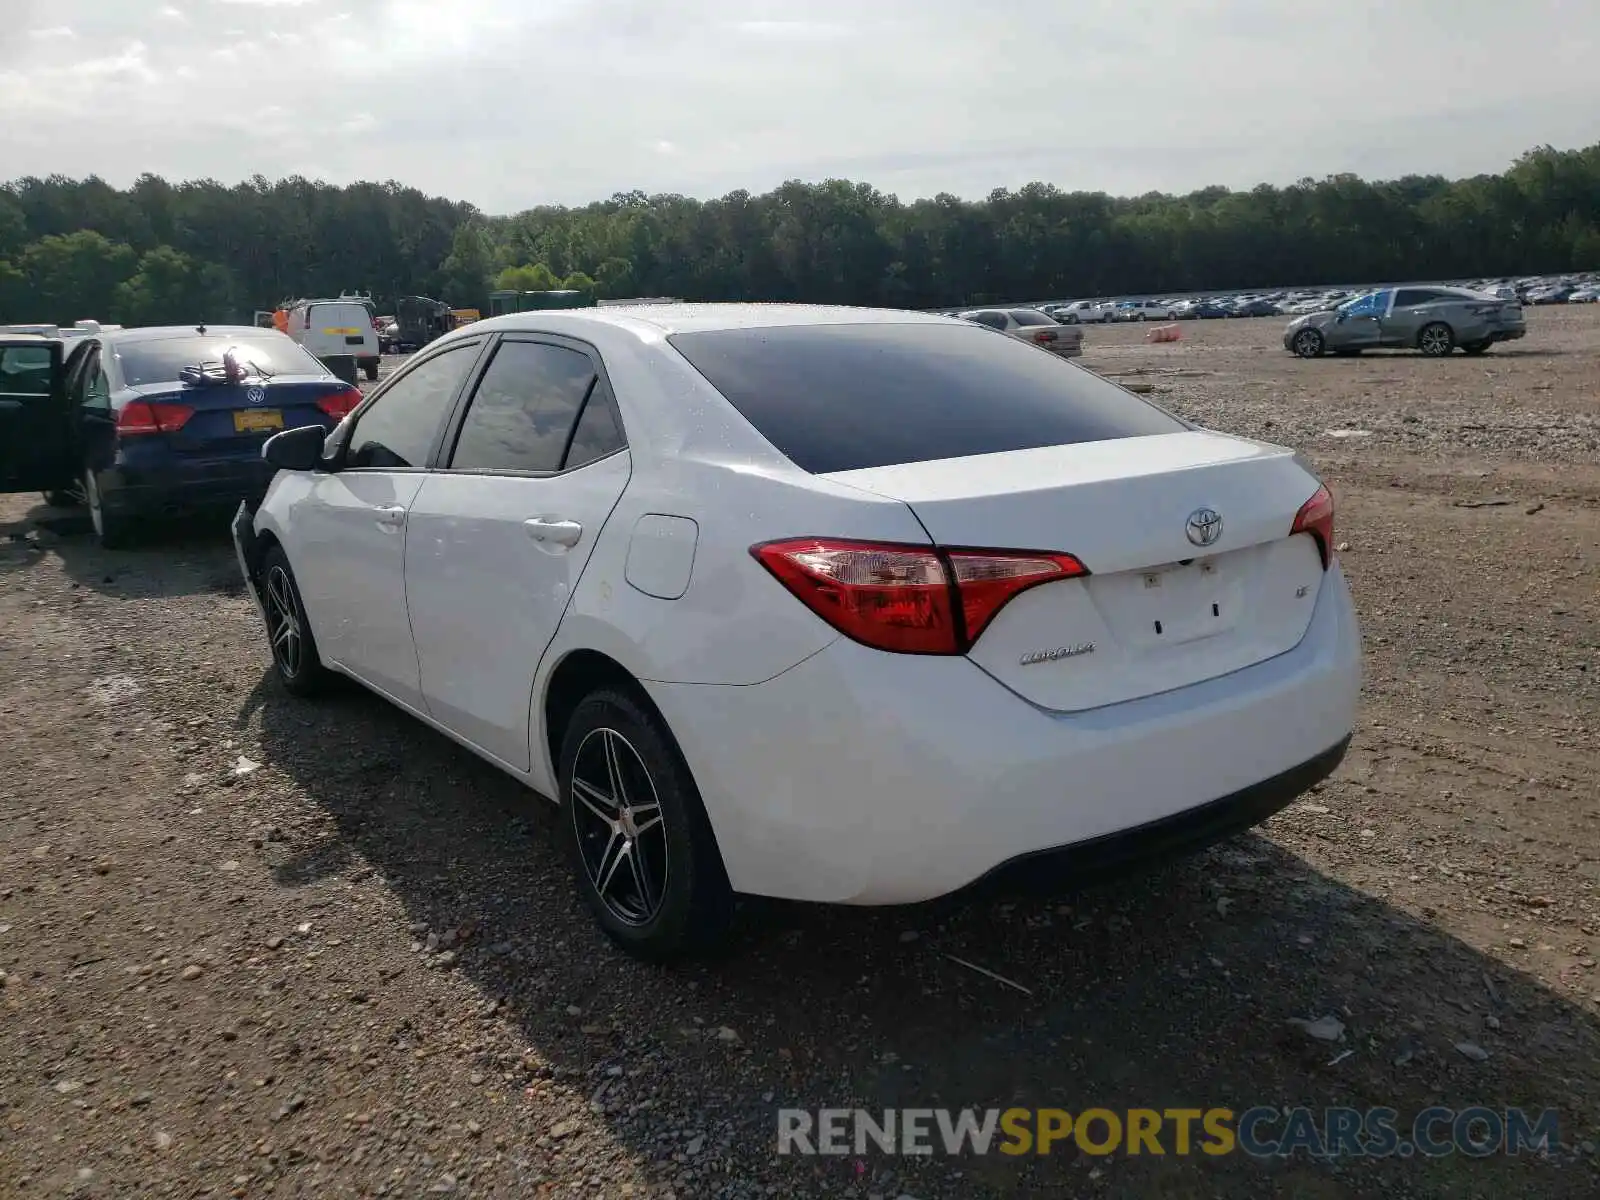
[777,1106,1559,1159]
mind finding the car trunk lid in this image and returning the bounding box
[120,376,357,456]
[822,430,1329,712]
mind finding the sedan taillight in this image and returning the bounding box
[1291,485,1336,569]
[316,388,363,420]
[752,538,1088,654]
[117,400,194,436]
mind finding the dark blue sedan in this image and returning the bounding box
[0,325,364,547]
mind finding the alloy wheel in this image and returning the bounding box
[1419,325,1452,356]
[569,727,669,926]
[265,565,304,678]
[1293,329,1322,358]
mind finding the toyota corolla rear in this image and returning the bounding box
[633,318,1362,907]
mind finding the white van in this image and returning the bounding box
[284,298,380,380]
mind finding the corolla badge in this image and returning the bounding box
[1019,643,1095,667]
[246,385,267,405]
[1185,507,1223,547]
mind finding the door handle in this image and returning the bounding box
[524,517,583,547]
[374,505,407,528]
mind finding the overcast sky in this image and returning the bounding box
[2,0,1596,214]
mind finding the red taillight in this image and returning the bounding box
[1032,330,1056,343]
[117,400,194,436]
[316,388,363,420]
[751,538,1087,655]
[1291,484,1336,568]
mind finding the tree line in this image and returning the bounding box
[2,143,1597,328]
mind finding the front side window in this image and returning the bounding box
[346,342,480,469]
[448,341,606,473]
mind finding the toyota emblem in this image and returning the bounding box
[246,385,266,405]
[1185,507,1223,547]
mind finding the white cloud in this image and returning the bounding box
[158,6,187,20]
[0,0,1596,215]
[27,26,77,39]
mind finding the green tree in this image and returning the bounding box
[113,246,237,326]
[16,230,137,325]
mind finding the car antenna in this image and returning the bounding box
[196,323,207,335]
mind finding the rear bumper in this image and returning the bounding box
[100,456,277,516]
[647,563,1362,905]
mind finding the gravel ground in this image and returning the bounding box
[2,313,1598,1198]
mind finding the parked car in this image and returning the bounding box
[1527,285,1574,305]
[1177,299,1231,320]
[0,325,363,546]
[959,308,1084,357]
[1232,299,1282,318]
[231,304,1360,959]
[1053,300,1112,324]
[1283,287,1526,358]
[1116,300,1179,322]
[1569,286,1600,303]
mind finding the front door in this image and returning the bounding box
[0,339,73,493]
[287,338,487,710]
[404,337,631,769]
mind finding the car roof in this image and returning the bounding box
[463,303,956,340]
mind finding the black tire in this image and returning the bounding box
[1418,322,1455,357]
[82,467,133,549]
[258,545,332,697]
[1461,340,1491,356]
[559,688,733,961]
[41,485,80,508]
[1291,328,1325,359]
[363,361,379,381]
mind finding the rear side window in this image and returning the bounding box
[0,345,54,396]
[448,341,604,473]
[967,312,1006,330]
[348,342,480,469]
[1393,289,1438,307]
[669,321,1187,475]
[1009,310,1056,326]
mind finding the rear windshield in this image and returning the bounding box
[668,321,1187,474]
[1008,309,1056,327]
[112,335,326,387]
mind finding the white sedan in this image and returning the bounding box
[233,304,1361,959]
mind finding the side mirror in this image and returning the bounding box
[263,424,329,472]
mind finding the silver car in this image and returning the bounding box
[1283,287,1527,358]
[959,308,1084,357]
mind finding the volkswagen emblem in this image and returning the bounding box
[246,385,266,405]
[1185,507,1223,547]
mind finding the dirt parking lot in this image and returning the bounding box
[2,312,1598,1198]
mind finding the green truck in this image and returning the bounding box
[487,289,595,317]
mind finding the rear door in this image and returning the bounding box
[0,339,74,493]
[1379,288,1438,346]
[404,335,631,769]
